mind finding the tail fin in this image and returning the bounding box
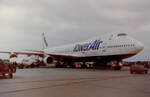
[42,32,48,49]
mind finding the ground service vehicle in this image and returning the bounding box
[130,64,148,74]
[0,60,16,78]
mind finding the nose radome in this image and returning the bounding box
[136,41,144,52]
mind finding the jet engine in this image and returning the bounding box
[43,56,54,64]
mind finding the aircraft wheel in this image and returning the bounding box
[145,70,148,74]
[67,62,75,68]
[81,61,87,68]
[69,64,76,68]
[81,65,87,68]
[114,66,121,70]
[2,73,5,77]
[56,65,61,68]
[9,74,13,79]
[130,71,133,74]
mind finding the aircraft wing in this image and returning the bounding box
[0,51,11,54]
[0,50,44,57]
[24,49,44,53]
[24,49,78,59]
[0,49,78,59]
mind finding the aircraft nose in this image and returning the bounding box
[136,41,144,52]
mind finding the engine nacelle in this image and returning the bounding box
[43,56,54,64]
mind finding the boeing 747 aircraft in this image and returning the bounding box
[0,33,144,70]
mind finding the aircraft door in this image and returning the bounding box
[101,42,107,55]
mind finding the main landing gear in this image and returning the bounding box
[109,61,122,70]
[81,62,87,68]
[114,65,121,70]
[93,60,122,70]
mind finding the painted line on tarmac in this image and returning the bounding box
[0,75,132,85]
[0,75,133,95]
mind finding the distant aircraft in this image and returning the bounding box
[0,32,144,70]
[0,51,42,67]
[9,54,41,67]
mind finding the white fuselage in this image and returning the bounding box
[44,33,143,59]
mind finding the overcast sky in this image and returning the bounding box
[0,0,150,61]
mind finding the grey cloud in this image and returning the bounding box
[0,0,150,60]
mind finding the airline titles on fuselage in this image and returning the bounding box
[73,40,103,52]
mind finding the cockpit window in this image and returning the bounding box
[117,33,127,37]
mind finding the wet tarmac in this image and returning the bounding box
[0,68,150,97]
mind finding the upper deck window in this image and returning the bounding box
[117,33,127,37]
